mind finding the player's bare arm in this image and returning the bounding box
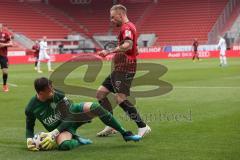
[115,39,133,52]
[97,39,133,57]
[0,41,13,47]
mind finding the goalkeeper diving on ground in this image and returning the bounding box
[25,77,142,151]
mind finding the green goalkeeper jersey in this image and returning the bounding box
[25,90,69,138]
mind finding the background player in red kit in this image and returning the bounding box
[192,38,200,62]
[0,24,13,92]
[96,4,151,137]
[32,40,40,71]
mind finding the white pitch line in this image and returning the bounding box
[174,86,240,89]
[0,83,18,87]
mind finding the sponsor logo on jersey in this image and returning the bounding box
[42,111,61,126]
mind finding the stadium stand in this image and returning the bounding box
[26,1,91,37]
[50,0,229,45]
[49,0,114,35]
[0,0,69,40]
[138,0,229,45]
[49,0,153,35]
[0,0,231,46]
[221,1,240,34]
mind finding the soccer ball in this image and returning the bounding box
[33,132,45,150]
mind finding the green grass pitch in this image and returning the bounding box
[0,58,239,160]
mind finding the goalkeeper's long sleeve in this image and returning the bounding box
[25,109,36,139]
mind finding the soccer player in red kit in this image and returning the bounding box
[96,4,151,137]
[32,40,40,70]
[0,24,13,92]
[192,38,200,62]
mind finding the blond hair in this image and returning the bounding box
[110,4,127,14]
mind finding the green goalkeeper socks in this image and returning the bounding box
[69,102,126,134]
[58,139,80,151]
[90,102,126,134]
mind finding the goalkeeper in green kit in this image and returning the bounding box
[25,77,141,151]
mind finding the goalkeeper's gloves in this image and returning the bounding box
[27,138,39,151]
[40,129,59,150]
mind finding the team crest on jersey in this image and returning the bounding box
[50,102,57,110]
[115,81,121,90]
[0,33,5,41]
[125,30,132,38]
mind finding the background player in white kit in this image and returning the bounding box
[217,36,227,67]
[37,36,53,73]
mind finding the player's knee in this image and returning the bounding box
[56,131,73,145]
[2,69,8,74]
[116,94,127,104]
[96,86,109,100]
[96,91,102,100]
[96,90,107,100]
[58,140,73,151]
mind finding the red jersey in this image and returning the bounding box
[113,21,138,73]
[193,40,199,51]
[32,44,40,57]
[0,31,11,57]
